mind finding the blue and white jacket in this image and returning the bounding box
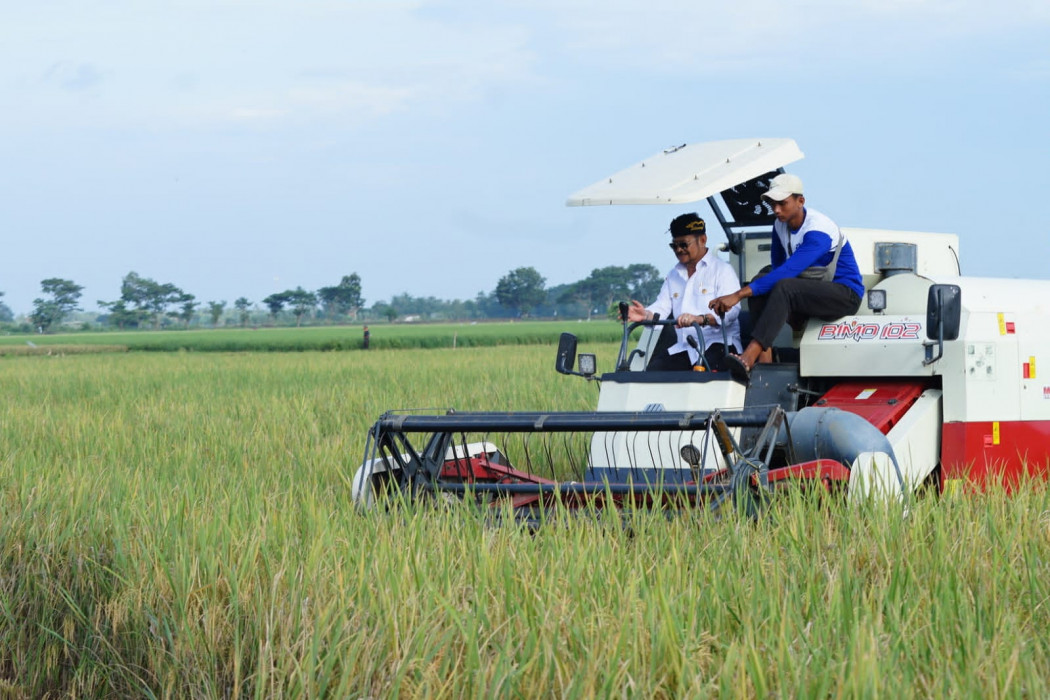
[749,207,864,298]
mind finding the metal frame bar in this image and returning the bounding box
[362,406,795,518]
[375,407,782,433]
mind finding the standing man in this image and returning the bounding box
[625,213,742,371]
[709,173,863,382]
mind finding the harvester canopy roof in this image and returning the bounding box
[566,138,804,206]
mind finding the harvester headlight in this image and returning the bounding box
[578,353,597,376]
[867,289,887,313]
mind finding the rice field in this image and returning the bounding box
[0,320,624,353]
[1,344,1050,697]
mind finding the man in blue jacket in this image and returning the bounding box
[709,173,863,382]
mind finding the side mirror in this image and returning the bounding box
[556,332,597,378]
[555,333,578,375]
[923,284,961,366]
[926,284,961,341]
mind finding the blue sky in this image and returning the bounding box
[2,1,1048,315]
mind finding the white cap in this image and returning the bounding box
[763,173,804,201]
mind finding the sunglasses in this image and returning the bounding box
[668,239,693,252]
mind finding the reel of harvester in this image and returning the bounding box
[354,405,850,525]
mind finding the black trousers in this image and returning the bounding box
[649,341,734,372]
[748,278,862,350]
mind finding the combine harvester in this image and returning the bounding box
[354,138,1050,520]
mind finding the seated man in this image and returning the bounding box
[625,213,742,371]
[709,173,864,381]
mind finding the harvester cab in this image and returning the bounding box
[355,139,1050,521]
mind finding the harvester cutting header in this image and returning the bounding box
[355,138,1050,521]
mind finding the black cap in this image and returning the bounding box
[669,213,706,237]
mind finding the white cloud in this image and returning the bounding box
[1,1,538,131]
[189,81,415,128]
[3,0,1045,134]
[515,0,1050,75]
[41,61,106,91]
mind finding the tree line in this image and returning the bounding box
[11,264,663,332]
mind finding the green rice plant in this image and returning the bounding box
[0,321,627,353]
[0,347,1049,697]
[0,344,128,356]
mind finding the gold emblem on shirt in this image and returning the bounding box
[673,293,679,299]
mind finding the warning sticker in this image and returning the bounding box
[855,389,877,400]
[998,312,1016,335]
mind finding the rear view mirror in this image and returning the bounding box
[555,333,578,375]
[923,284,961,366]
[926,284,961,341]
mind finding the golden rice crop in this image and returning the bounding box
[0,346,1049,697]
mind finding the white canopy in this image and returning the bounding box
[566,138,804,206]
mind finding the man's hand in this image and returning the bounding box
[624,300,649,322]
[676,313,714,328]
[709,286,751,315]
[708,294,737,315]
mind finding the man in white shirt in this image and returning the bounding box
[624,213,743,371]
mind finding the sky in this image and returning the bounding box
[2,0,1048,315]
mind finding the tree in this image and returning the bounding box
[554,283,588,317]
[555,264,663,319]
[371,302,398,322]
[286,287,318,327]
[97,299,139,329]
[154,284,186,327]
[364,292,484,322]
[473,290,505,318]
[234,297,252,327]
[207,300,226,327]
[101,272,187,328]
[494,267,546,317]
[30,278,84,332]
[317,273,364,320]
[168,292,198,328]
[262,292,291,322]
[119,272,173,327]
[626,263,662,303]
[577,267,630,320]
[0,292,13,323]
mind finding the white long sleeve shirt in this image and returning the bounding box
[646,251,743,364]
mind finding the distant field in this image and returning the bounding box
[0,320,625,352]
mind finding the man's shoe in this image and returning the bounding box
[725,354,751,386]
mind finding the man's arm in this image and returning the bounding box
[749,231,835,296]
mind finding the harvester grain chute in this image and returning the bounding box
[354,138,1050,519]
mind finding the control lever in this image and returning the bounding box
[616,301,631,371]
[686,322,708,371]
